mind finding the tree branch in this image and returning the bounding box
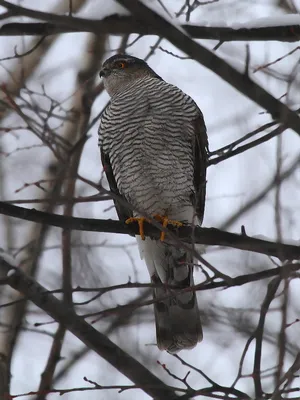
[35,27,103,400]
[253,277,281,398]
[0,202,299,260]
[0,251,178,400]
[220,152,300,230]
[0,17,299,42]
[2,2,300,135]
[209,124,287,165]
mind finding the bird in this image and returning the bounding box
[98,54,208,353]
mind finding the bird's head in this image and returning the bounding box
[100,54,160,97]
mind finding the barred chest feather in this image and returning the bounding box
[99,76,200,216]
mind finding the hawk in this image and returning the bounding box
[98,54,208,353]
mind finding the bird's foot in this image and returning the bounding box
[154,215,183,241]
[126,215,183,241]
[125,217,146,240]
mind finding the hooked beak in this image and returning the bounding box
[100,67,109,78]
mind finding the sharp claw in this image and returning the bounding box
[126,215,183,241]
[138,218,145,240]
[126,217,146,240]
[154,215,183,241]
[160,217,168,241]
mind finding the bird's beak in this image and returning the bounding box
[100,67,109,78]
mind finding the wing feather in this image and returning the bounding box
[100,149,132,222]
[192,112,208,224]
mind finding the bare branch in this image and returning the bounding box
[35,32,106,400]
[254,46,300,72]
[221,152,300,229]
[0,251,179,400]
[209,121,277,156]
[0,35,46,62]
[2,3,300,138]
[0,17,299,42]
[253,277,281,398]
[209,124,287,165]
[272,352,300,399]
[0,202,299,260]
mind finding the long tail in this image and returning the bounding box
[137,237,203,353]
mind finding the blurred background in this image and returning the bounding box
[0,0,300,399]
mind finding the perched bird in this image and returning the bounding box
[98,54,208,353]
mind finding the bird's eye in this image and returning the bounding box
[117,62,126,69]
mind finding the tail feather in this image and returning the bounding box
[137,236,203,353]
[152,269,202,353]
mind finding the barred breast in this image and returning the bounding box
[99,76,200,217]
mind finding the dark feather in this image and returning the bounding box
[152,250,203,353]
[100,149,132,222]
[192,112,209,224]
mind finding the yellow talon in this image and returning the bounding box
[126,217,146,240]
[126,215,183,241]
[154,215,183,241]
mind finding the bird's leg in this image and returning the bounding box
[154,215,183,241]
[126,215,183,241]
[125,217,146,240]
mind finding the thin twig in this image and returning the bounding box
[0,251,179,400]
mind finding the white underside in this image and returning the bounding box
[136,205,202,281]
